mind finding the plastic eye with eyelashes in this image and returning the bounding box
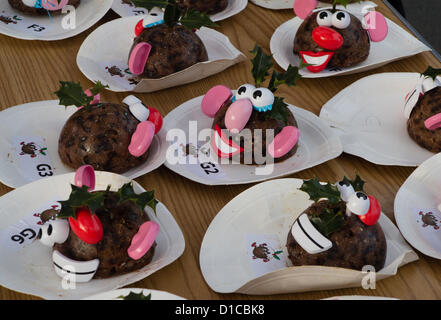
[251,88,275,112]
[332,11,351,29]
[336,180,355,202]
[142,7,165,28]
[38,220,70,247]
[316,10,333,27]
[347,192,370,216]
[235,84,256,101]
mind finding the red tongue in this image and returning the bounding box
[129,42,152,75]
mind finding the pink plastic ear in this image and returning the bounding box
[129,42,152,76]
[74,165,96,191]
[225,99,253,133]
[42,0,69,11]
[363,11,388,42]
[128,221,159,260]
[129,121,155,157]
[268,126,300,158]
[293,0,318,19]
[425,113,441,131]
[201,85,232,118]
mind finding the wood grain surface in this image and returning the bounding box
[0,0,440,300]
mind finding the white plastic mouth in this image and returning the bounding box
[52,250,99,283]
[302,53,330,67]
[22,0,38,7]
[214,130,238,155]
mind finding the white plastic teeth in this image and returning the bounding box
[404,77,441,119]
[123,95,150,122]
[22,0,38,7]
[39,220,70,247]
[347,192,370,216]
[291,213,333,254]
[422,77,441,93]
[52,250,99,283]
[335,181,355,202]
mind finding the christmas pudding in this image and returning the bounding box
[8,0,80,16]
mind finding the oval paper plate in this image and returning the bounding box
[319,72,434,166]
[0,0,112,41]
[84,288,186,300]
[270,7,430,78]
[323,295,398,300]
[0,100,168,188]
[0,171,185,300]
[77,16,246,93]
[200,178,418,294]
[111,0,248,22]
[395,152,441,260]
[250,0,375,11]
[163,95,343,186]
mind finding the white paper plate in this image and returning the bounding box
[251,0,375,11]
[77,16,245,93]
[111,0,248,22]
[323,295,398,300]
[270,7,431,78]
[163,95,343,186]
[395,152,441,260]
[200,178,418,294]
[319,72,435,166]
[84,288,186,300]
[0,0,112,41]
[0,100,168,188]
[0,171,185,300]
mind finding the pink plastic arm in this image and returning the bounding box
[129,42,152,76]
[425,113,441,131]
[201,85,232,118]
[268,126,300,158]
[128,121,155,157]
[128,221,159,260]
[293,0,318,19]
[74,165,96,191]
[363,11,388,42]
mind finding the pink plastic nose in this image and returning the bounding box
[84,89,100,105]
[129,42,152,75]
[364,11,388,42]
[293,0,318,19]
[268,126,300,158]
[128,221,159,260]
[225,99,253,133]
[74,165,96,191]
[201,85,232,118]
[129,121,155,157]
[425,113,441,131]
[42,0,68,10]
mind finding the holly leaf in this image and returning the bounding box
[55,81,92,108]
[90,81,109,96]
[264,96,290,123]
[310,208,345,237]
[118,291,152,300]
[250,45,273,87]
[164,2,181,26]
[118,183,158,213]
[57,185,106,219]
[300,178,341,204]
[422,66,441,81]
[130,0,170,10]
[332,0,360,9]
[341,174,365,192]
[180,10,218,30]
[268,65,302,93]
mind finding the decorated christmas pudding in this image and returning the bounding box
[175,0,228,14]
[37,166,159,281]
[405,67,441,153]
[8,0,80,15]
[128,1,217,79]
[201,45,302,164]
[293,0,388,73]
[56,81,163,173]
[287,175,386,271]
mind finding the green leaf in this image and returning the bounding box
[117,291,152,300]
[341,175,365,192]
[90,81,109,96]
[309,208,345,237]
[58,185,106,219]
[180,10,218,30]
[422,66,441,81]
[264,96,290,123]
[130,0,170,10]
[118,183,158,213]
[300,178,341,204]
[250,45,273,87]
[55,81,92,108]
[164,3,181,26]
[332,0,360,9]
[268,65,302,93]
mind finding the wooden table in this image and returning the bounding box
[0,0,440,300]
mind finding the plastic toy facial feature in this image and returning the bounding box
[52,250,99,283]
[212,124,244,158]
[404,77,441,119]
[128,42,152,75]
[291,213,332,254]
[68,207,104,245]
[299,51,334,73]
[135,8,164,36]
[38,220,70,247]
[336,180,355,202]
[74,165,96,191]
[250,88,275,112]
[128,221,159,260]
[201,85,233,118]
[267,126,300,159]
[316,10,332,27]
[363,11,388,42]
[332,11,351,29]
[347,192,370,216]
[225,99,253,133]
[358,195,381,226]
[235,84,256,101]
[312,26,344,50]
[425,113,441,131]
[293,0,318,19]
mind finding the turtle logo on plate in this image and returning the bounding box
[418,211,440,230]
[251,242,282,263]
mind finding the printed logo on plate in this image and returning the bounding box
[0,11,47,33]
[0,201,60,252]
[416,208,440,231]
[245,234,286,278]
[13,136,55,182]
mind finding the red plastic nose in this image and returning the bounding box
[312,26,344,50]
[135,19,144,37]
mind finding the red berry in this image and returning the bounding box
[135,19,144,37]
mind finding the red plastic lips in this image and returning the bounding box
[299,51,334,73]
[147,106,163,134]
[212,124,244,158]
[135,19,144,37]
[69,207,104,245]
[312,26,344,50]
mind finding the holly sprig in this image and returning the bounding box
[421,66,441,81]
[130,0,217,29]
[300,178,341,204]
[57,183,157,219]
[332,0,361,10]
[54,81,108,110]
[309,208,345,237]
[340,174,365,192]
[117,291,152,300]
